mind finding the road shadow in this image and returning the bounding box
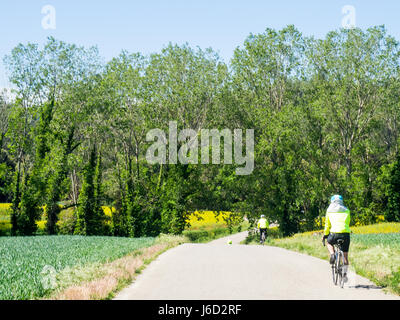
[348,284,383,290]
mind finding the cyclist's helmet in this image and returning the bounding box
[330,195,343,203]
[260,214,265,218]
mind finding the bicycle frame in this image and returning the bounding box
[255,228,266,244]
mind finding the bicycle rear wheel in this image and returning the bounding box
[336,251,345,288]
[260,231,265,245]
[333,252,339,285]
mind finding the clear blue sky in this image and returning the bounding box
[1,0,400,88]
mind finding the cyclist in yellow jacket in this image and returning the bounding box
[257,215,269,243]
[322,195,351,279]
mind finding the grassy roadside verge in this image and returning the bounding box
[44,234,187,300]
[183,221,250,243]
[243,223,400,296]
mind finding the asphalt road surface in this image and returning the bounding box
[115,232,399,300]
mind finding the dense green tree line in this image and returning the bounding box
[1,25,400,237]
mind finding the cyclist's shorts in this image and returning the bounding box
[327,233,350,252]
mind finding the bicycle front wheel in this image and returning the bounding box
[331,263,336,285]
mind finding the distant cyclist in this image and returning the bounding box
[257,215,269,243]
[322,195,351,281]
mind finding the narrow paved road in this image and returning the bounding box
[115,232,399,300]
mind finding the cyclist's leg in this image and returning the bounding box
[326,233,336,264]
[341,233,350,266]
[326,242,335,255]
[260,229,266,242]
[343,252,349,265]
[339,234,350,282]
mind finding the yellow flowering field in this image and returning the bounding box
[0,203,11,215]
[0,203,11,210]
[0,204,11,224]
[186,211,231,230]
[1,204,116,234]
[300,222,400,237]
[351,222,400,234]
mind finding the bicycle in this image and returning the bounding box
[259,228,267,245]
[323,237,346,288]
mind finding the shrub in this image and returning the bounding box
[56,208,77,235]
[385,268,400,295]
[243,226,283,244]
[183,225,243,243]
[0,221,11,236]
[386,152,400,222]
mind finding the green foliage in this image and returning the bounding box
[2,28,400,238]
[0,221,11,236]
[16,173,42,235]
[243,227,284,244]
[0,163,12,202]
[56,208,76,235]
[159,165,193,235]
[220,211,243,234]
[75,145,105,235]
[183,224,244,243]
[386,153,400,222]
[182,227,228,242]
[45,126,78,235]
[351,204,381,226]
[384,269,400,295]
[161,200,186,235]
